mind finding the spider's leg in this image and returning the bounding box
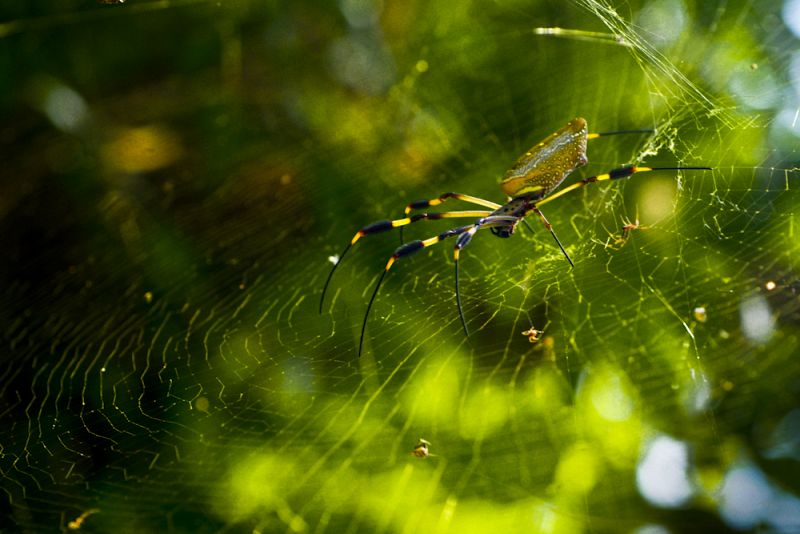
[400,192,501,243]
[521,219,535,234]
[359,215,519,357]
[531,207,574,268]
[587,129,654,140]
[404,192,501,214]
[524,165,711,266]
[400,191,539,241]
[535,165,711,208]
[319,210,492,313]
[452,215,521,336]
[359,225,471,357]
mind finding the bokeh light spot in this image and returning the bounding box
[43,85,89,133]
[636,435,693,508]
[739,294,775,344]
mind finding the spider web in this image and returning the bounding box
[2,0,800,532]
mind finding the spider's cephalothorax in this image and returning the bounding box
[489,197,530,238]
[490,224,516,238]
[319,117,711,357]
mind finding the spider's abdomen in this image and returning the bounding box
[500,117,588,199]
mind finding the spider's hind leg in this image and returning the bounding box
[529,165,711,265]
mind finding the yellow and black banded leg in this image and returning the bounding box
[404,192,501,214]
[359,225,472,357]
[360,215,519,356]
[452,215,522,336]
[319,210,492,313]
[587,129,654,140]
[400,192,501,243]
[536,165,712,208]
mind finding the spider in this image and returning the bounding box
[521,326,544,343]
[604,210,650,249]
[319,117,710,357]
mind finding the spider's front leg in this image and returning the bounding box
[319,210,491,313]
[358,225,472,357]
[400,192,501,243]
[358,215,519,357]
[452,215,523,336]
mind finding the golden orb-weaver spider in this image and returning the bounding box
[320,117,710,357]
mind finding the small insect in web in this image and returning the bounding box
[605,210,649,249]
[67,508,100,530]
[693,306,708,323]
[411,438,432,458]
[319,117,711,356]
[621,216,643,237]
[521,326,544,343]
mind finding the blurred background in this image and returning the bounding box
[1,0,799,532]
